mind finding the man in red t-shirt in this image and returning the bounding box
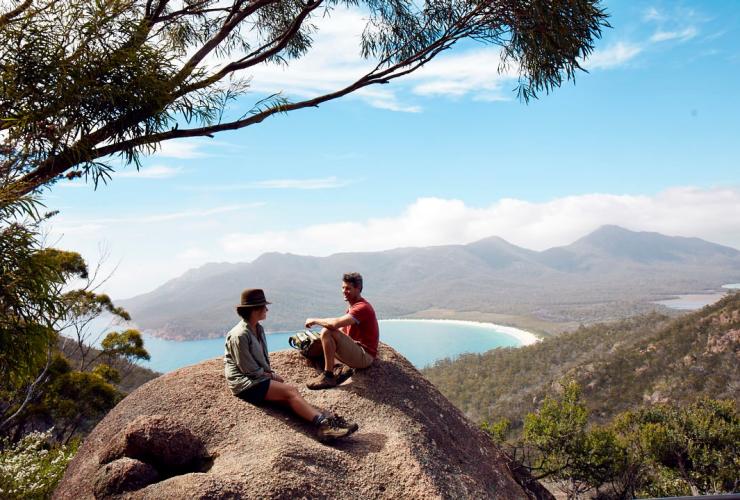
[304,272,379,390]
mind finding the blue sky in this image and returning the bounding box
[44,1,740,299]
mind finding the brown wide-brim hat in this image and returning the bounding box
[236,288,271,309]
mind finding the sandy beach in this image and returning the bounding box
[381,318,541,346]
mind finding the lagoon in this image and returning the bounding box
[653,293,728,310]
[654,284,739,311]
[140,319,538,373]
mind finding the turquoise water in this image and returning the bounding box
[140,320,528,373]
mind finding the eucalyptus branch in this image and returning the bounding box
[176,0,323,97]
[2,0,609,196]
[0,343,53,432]
[0,0,33,27]
[172,0,279,88]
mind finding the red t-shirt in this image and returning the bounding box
[343,298,379,358]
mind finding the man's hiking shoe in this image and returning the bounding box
[307,372,338,390]
[317,415,359,443]
[333,365,355,385]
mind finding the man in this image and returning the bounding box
[304,272,379,390]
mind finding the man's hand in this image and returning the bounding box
[305,318,317,328]
[268,372,284,383]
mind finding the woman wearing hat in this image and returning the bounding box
[224,288,357,442]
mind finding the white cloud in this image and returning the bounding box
[650,27,698,43]
[191,6,649,112]
[155,139,207,159]
[221,187,740,260]
[115,165,182,179]
[52,203,264,230]
[653,28,698,43]
[175,247,209,261]
[584,42,643,70]
[55,186,740,299]
[182,176,354,191]
[643,7,663,22]
[355,87,423,113]
[248,177,353,190]
[245,9,377,99]
[50,223,105,235]
[242,9,517,109]
[642,4,705,44]
[406,48,518,101]
[57,181,89,189]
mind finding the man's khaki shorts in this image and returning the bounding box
[334,332,374,369]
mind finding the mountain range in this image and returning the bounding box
[120,225,740,340]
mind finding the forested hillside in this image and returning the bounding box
[424,292,740,429]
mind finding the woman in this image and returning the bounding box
[224,288,357,442]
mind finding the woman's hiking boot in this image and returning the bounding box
[316,414,359,442]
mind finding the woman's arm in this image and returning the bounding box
[232,335,267,380]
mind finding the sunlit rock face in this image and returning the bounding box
[55,344,552,499]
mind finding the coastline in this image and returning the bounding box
[381,318,541,346]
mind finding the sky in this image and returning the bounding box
[43,0,740,300]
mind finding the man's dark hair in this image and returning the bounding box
[343,272,363,291]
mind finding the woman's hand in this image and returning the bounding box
[269,372,284,383]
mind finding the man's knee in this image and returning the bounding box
[320,328,338,342]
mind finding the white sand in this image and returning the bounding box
[380,318,541,346]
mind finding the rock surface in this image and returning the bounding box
[55,344,552,499]
[93,458,159,498]
[98,415,207,472]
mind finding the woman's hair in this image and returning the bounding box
[237,305,263,322]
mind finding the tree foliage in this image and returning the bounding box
[60,288,131,371]
[0,205,87,389]
[521,381,625,499]
[1,0,609,195]
[613,399,740,497]
[41,356,122,442]
[0,193,150,441]
[500,381,739,499]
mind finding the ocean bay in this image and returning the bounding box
[139,319,538,373]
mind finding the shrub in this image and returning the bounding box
[0,429,77,499]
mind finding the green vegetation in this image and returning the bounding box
[425,295,740,497]
[424,293,740,428]
[0,193,156,496]
[0,205,152,441]
[495,382,739,498]
[0,429,78,499]
[0,201,86,393]
[1,0,608,196]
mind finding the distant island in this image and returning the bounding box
[119,225,740,341]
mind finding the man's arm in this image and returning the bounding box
[305,314,357,330]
